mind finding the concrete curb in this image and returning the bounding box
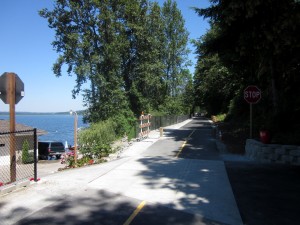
[215,139,227,154]
[0,180,30,196]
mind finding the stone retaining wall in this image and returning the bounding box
[245,139,300,165]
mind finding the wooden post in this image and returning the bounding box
[159,127,163,137]
[74,112,77,165]
[8,73,16,182]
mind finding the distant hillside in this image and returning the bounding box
[0,110,85,116]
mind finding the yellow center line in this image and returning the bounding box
[176,129,195,158]
[123,200,146,225]
[188,129,196,138]
[176,140,187,158]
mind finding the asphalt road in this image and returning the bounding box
[1,117,243,225]
[225,161,300,225]
[4,117,299,225]
[142,118,218,160]
[15,189,225,225]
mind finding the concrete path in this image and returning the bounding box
[0,118,243,225]
[87,156,241,225]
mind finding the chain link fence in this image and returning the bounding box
[0,129,37,187]
[150,115,190,130]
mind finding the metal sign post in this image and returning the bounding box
[244,85,261,139]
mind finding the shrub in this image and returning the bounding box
[112,113,136,140]
[78,119,117,158]
[76,156,94,167]
[61,151,78,167]
[215,113,226,122]
[22,140,33,164]
[61,152,97,168]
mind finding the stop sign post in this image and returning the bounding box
[0,72,25,182]
[244,85,261,139]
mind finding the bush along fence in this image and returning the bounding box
[134,114,190,139]
[0,129,38,189]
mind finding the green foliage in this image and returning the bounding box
[79,109,138,158]
[215,114,226,122]
[112,112,137,140]
[76,156,90,167]
[158,96,184,115]
[162,0,191,98]
[78,119,116,158]
[22,140,33,164]
[149,111,167,117]
[194,0,300,139]
[126,1,167,115]
[83,142,111,159]
[182,71,195,115]
[77,156,96,167]
[40,0,193,123]
[64,153,75,168]
[62,153,96,168]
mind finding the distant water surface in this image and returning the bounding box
[0,114,88,146]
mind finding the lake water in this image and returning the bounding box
[0,114,88,146]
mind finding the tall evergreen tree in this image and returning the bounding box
[40,0,133,122]
[40,0,193,122]
[84,0,132,122]
[161,0,191,97]
[122,1,169,115]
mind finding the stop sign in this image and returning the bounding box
[0,72,25,104]
[244,85,261,104]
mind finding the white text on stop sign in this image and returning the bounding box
[244,91,260,99]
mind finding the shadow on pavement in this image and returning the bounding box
[132,156,240,225]
[11,190,134,225]
[2,188,227,225]
[225,161,300,225]
[0,117,241,225]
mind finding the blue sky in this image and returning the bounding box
[0,0,210,113]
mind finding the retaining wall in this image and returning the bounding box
[245,139,300,165]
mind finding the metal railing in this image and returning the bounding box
[0,129,37,187]
[134,114,190,138]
